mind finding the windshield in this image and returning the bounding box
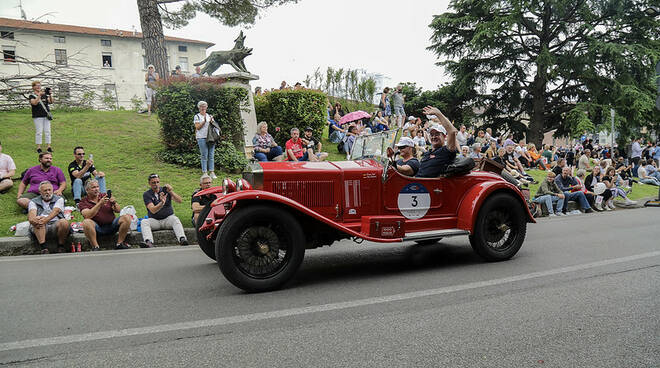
[349,129,398,163]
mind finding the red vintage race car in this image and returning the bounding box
[195,130,535,292]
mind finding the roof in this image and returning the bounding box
[0,17,214,47]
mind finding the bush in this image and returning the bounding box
[155,79,248,171]
[255,89,327,146]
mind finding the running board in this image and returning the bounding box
[403,229,470,241]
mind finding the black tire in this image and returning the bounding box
[215,205,305,292]
[469,193,527,261]
[414,238,443,246]
[195,204,216,260]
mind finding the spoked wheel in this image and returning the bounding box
[195,204,216,260]
[469,193,527,261]
[216,205,305,292]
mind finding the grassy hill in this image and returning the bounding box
[0,109,657,237]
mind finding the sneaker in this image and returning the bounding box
[625,198,637,205]
[570,209,582,215]
[40,248,49,254]
[604,205,612,211]
[210,172,218,179]
[115,242,130,250]
[548,213,557,217]
[594,203,603,211]
[91,246,101,251]
[36,148,43,153]
[584,208,594,214]
[179,237,189,246]
[556,212,565,216]
[608,201,616,210]
[140,240,154,248]
[46,147,53,153]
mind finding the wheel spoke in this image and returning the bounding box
[232,225,291,279]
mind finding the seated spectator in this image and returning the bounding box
[285,128,307,161]
[252,121,284,161]
[0,140,16,194]
[371,111,389,132]
[458,146,470,159]
[637,159,660,185]
[527,143,548,170]
[79,179,132,250]
[503,144,535,183]
[541,144,553,164]
[331,102,345,117]
[598,159,609,175]
[16,152,66,211]
[484,141,497,159]
[68,146,106,206]
[302,127,328,161]
[343,125,358,158]
[27,181,70,254]
[577,149,592,170]
[493,147,528,187]
[470,143,482,159]
[328,113,346,143]
[402,116,417,137]
[602,167,636,207]
[474,130,488,146]
[653,142,660,166]
[533,171,565,216]
[615,156,633,186]
[515,142,532,168]
[413,129,427,158]
[576,168,600,210]
[554,166,593,214]
[392,137,420,176]
[191,174,216,226]
[456,125,470,147]
[644,159,660,181]
[552,158,567,176]
[140,174,188,248]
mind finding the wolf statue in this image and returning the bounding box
[194,31,252,75]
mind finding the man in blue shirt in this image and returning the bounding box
[415,106,458,178]
[554,166,593,214]
[392,137,420,176]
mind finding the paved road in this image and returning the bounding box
[1,208,659,367]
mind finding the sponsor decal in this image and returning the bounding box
[397,183,431,219]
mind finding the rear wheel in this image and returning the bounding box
[216,205,305,292]
[469,193,527,261]
[195,204,216,260]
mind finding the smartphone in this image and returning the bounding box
[89,154,93,160]
[107,190,112,199]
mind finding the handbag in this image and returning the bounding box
[206,117,220,144]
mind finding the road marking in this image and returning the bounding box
[1,250,658,352]
[0,246,197,262]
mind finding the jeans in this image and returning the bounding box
[253,146,283,161]
[197,138,215,173]
[640,177,660,186]
[533,194,564,215]
[73,176,106,201]
[563,191,591,211]
[329,130,345,143]
[648,171,660,181]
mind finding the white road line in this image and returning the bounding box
[1,250,658,352]
[0,246,197,262]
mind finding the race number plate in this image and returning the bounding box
[397,183,431,219]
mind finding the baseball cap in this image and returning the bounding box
[407,116,416,121]
[304,126,313,132]
[429,124,447,135]
[426,115,437,120]
[395,137,415,148]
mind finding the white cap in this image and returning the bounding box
[407,116,416,121]
[429,124,447,135]
[395,136,415,147]
[426,115,437,120]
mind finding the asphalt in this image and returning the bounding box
[0,207,658,367]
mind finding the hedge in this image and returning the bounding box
[254,89,327,146]
[155,79,248,172]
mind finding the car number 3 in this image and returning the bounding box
[411,196,418,207]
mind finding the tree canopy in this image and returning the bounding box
[428,0,660,145]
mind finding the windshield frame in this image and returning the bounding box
[349,129,399,181]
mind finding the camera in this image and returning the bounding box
[44,87,51,95]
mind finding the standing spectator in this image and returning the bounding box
[652,142,660,166]
[533,171,565,216]
[0,141,16,194]
[456,125,470,147]
[554,166,593,214]
[29,81,53,153]
[285,128,307,161]
[16,152,66,210]
[193,101,217,178]
[78,179,132,250]
[391,86,406,129]
[192,66,202,78]
[294,82,303,90]
[392,137,420,176]
[280,80,288,90]
[631,137,642,176]
[252,121,284,161]
[380,87,391,118]
[171,65,182,76]
[578,149,592,171]
[144,65,159,116]
[302,127,328,161]
[140,174,188,248]
[191,174,216,226]
[254,86,262,95]
[27,181,70,254]
[68,146,106,206]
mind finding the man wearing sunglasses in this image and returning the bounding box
[68,146,106,206]
[140,173,188,248]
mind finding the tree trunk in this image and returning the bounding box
[137,0,169,78]
[527,74,546,147]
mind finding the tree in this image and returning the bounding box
[402,82,477,128]
[428,0,660,146]
[137,0,300,78]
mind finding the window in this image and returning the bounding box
[178,45,187,52]
[54,36,65,43]
[1,31,14,40]
[104,83,115,92]
[2,45,16,62]
[54,49,67,65]
[179,57,188,72]
[102,52,112,67]
[101,39,111,47]
[58,83,70,100]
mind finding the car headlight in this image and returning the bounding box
[236,178,252,191]
[222,178,236,195]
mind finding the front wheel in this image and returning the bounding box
[195,204,216,260]
[469,193,527,261]
[216,205,305,292]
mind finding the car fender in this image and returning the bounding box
[213,190,403,243]
[456,182,536,232]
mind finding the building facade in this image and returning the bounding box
[0,17,213,109]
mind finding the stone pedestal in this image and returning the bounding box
[217,72,259,158]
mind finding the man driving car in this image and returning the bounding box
[415,106,458,177]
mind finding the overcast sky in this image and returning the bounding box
[1,0,453,91]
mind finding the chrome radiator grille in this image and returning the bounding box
[271,181,334,207]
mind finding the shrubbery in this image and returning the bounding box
[155,78,248,172]
[254,89,327,146]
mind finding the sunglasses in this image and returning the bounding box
[76,153,85,156]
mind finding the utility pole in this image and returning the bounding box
[610,108,615,147]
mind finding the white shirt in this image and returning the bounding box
[194,113,213,140]
[28,197,64,223]
[637,166,647,178]
[456,131,469,146]
[631,141,642,158]
[413,136,426,147]
[0,153,16,178]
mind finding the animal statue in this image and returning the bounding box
[194,31,252,75]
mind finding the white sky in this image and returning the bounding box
[1,0,452,91]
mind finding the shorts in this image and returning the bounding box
[29,220,70,237]
[145,87,156,102]
[95,217,120,235]
[393,106,405,116]
[21,192,39,200]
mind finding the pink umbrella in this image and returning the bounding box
[338,110,371,126]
